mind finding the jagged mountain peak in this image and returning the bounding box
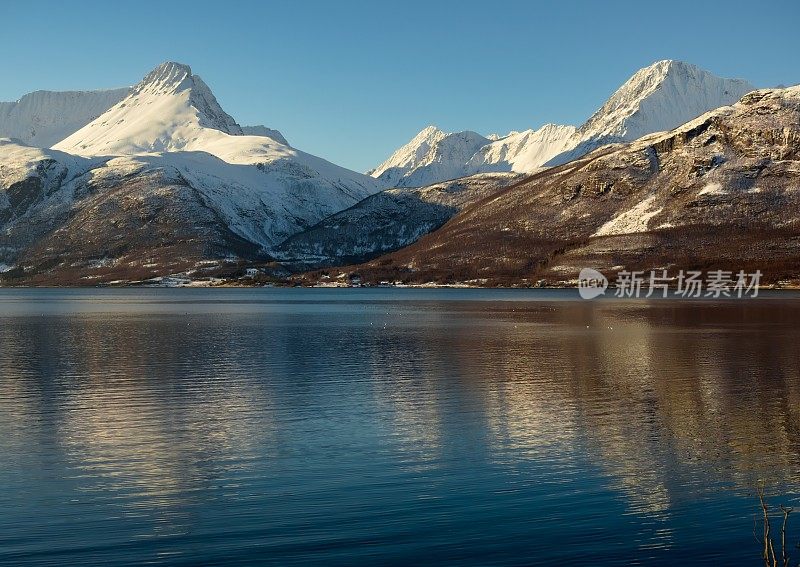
[136,61,194,94]
[53,61,252,155]
[401,125,484,149]
[400,125,448,150]
[418,124,445,136]
[132,61,242,135]
[370,126,489,187]
[577,59,755,142]
[1,62,384,282]
[464,123,578,175]
[343,83,800,286]
[370,122,580,185]
[614,60,716,93]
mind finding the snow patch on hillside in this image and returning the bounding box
[594,195,662,236]
[698,182,725,196]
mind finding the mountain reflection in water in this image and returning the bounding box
[0,289,798,566]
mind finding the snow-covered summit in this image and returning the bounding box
[0,62,294,154]
[54,61,248,155]
[370,122,579,186]
[544,60,757,166]
[135,61,243,135]
[137,61,193,92]
[369,126,489,187]
[577,59,755,142]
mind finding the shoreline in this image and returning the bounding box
[1,282,799,291]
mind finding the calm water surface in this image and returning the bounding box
[1,288,799,566]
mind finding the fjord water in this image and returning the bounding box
[1,289,799,566]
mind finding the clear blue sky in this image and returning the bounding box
[2,0,797,172]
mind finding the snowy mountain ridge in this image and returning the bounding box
[0,87,130,147]
[0,58,770,284]
[576,59,754,142]
[48,61,380,244]
[368,126,489,188]
[240,125,289,145]
[339,84,800,286]
[371,60,756,187]
[465,124,578,175]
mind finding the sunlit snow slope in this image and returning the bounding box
[0,88,129,147]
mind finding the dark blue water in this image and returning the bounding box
[0,288,799,566]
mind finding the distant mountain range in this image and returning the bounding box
[318,86,800,286]
[281,61,767,271]
[369,61,755,187]
[0,59,796,286]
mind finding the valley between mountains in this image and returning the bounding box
[0,60,797,286]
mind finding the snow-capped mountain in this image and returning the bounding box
[0,87,129,147]
[370,60,756,187]
[547,59,756,165]
[369,126,489,188]
[0,62,381,284]
[0,58,771,284]
[56,62,257,156]
[578,60,754,143]
[49,62,380,245]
